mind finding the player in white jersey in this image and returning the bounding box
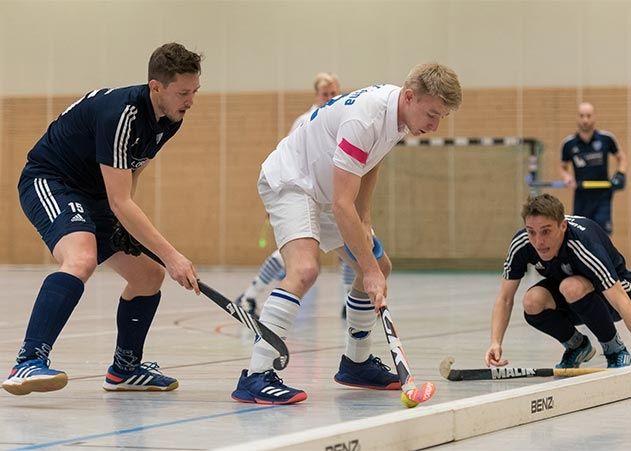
[289,72,340,133]
[235,72,354,318]
[231,63,462,405]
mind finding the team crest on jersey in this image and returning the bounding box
[561,263,573,275]
[592,140,602,151]
[572,146,579,154]
[573,155,587,168]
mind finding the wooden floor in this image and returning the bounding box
[1,266,630,450]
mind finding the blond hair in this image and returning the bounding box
[403,63,462,111]
[313,72,338,92]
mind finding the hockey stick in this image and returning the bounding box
[525,175,612,189]
[439,356,606,381]
[379,306,436,407]
[135,244,289,370]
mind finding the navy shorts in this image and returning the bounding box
[530,277,622,324]
[573,190,612,234]
[18,174,118,264]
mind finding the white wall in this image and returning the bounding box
[1,0,631,95]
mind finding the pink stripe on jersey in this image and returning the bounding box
[339,138,368,164]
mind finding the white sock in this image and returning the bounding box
[345,290,376,362]
[244,250,286,299]
[244,277,265,299]
[248,288,300,374]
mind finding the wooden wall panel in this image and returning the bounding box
[156,95,222,264]
[2,88,631,267]
[224,93,280,265]
[3,98,51,264]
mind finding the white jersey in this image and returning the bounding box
[289,105,317,133]
[261,84,406,204]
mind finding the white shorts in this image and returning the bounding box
[258,173,344,253]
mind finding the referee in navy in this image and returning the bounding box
[486,194,631,371]
[559,102,627,235]
[2,43,202,395]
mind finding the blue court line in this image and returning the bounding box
[10,405,275,450]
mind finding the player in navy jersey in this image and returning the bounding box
[559,102,627,234]
[485,194,631,370]
[2,43,203,396]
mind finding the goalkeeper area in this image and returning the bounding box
[373,137,543,270]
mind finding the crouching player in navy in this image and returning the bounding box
[485,194,631,370]
[2,43,202,396]
[231,63,462,404]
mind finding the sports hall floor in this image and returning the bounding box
[1,266,630,450]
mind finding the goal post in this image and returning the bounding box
[373,137,543,270]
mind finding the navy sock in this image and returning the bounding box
[112,292,161,374]
[568,292,617,343]
[17,272,84,364]
[524,309,577,343]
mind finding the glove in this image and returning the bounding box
[611,171,626,191]
[110,222,143,256]
[344,235,384,261]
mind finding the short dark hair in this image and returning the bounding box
[520,193,565,223]
[148,43,202,85]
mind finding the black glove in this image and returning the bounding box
[110,222,143,256]
[611,171,626,191]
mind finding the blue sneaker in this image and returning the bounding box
[334,355,401,390]
[103,362,178,391]
[2,359,67,396]
[606,347,631,368]
[231,369,307,405]
[555,335,596,368]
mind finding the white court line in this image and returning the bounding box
[0,306,216,344]
[0,325,182,345]
[215,367,631,451]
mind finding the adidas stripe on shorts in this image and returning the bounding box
[18,174,119,263]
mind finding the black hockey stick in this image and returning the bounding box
[379,306,435,405]
[439,356,605,381]
[525,175,612,189]
[133,244,289,370]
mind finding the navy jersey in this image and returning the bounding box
[22,85,181,197]
[503,216,631,293]
[561,130,619,183]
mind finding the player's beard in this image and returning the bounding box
[578,122,594,134]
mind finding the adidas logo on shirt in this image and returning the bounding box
[70,213,86,223]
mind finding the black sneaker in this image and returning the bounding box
[555,335,596,368]
[334,355,401,390]
[605,347,631,368]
